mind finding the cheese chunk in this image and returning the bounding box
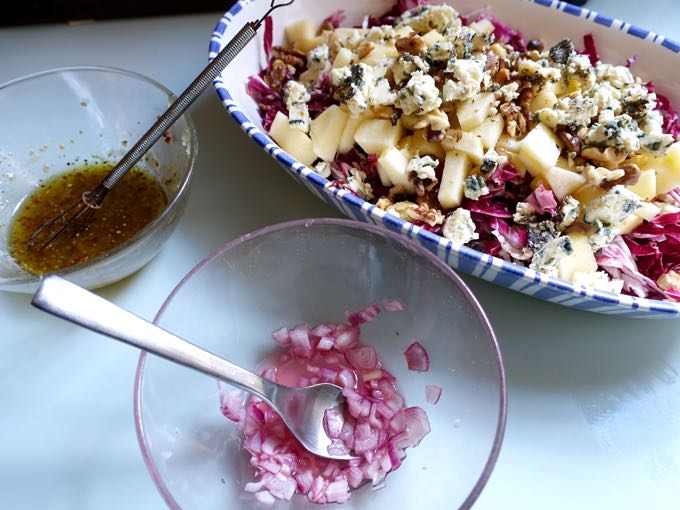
[310,105,349,161]
[557,232,597,281]
[354,119,403,156]
[269,111,317,167]
[456,92,496,131]
[438,151,471,209]
[518,123,563,177]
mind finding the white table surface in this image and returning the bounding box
[1,2,679,508]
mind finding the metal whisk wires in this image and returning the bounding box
[27,0,295,250]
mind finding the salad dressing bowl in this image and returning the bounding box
[210,0,680,318]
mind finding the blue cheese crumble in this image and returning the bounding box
[529,236,574,276]
[573,270,625,294]
[464,174,489,200]
[442,208,479,246]
[283,81,311,133]
[396,71,442,115]
[584,185,641,226]
[407,154,439,181]
[330,64,371,116]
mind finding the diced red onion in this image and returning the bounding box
[426,384,442,405]
[345,304,381,326]
[271,327,290,346]
[345,346,378,370]
[255,490,275,505]
[323,409,344,439]
[333,324,360,351]
[403,341,430,372]
[316,336,334,351]
[403,407,431,447]
[219,388,245,423]
[382,298,406,311]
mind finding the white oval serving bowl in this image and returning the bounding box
[210,0,680,318]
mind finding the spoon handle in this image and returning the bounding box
[32,275,271,399]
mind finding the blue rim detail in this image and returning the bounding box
[208,0,680,318]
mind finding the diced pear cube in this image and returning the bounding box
[572,184,605,205]
[497,133,522,153]
[635,201,661,221]
[285,19,317,46]
[468,18,495,35]
[296,36,325,52]
[269,111,317,167]
[530,176,548,191]
[360,44,399,66]
[518,123,563,177]
[333,47,355,69]
[354,118,403,156]
[310,105,349,161]
[377,146,415,192]
[618,214,644,235]
[508,152,528,177]
[530,88,558,113]
[422,29,444,47]
[400,129,445,160]
[543,165,587,201]
[470,114,504,150]
[649,142,680,194]
[557,232,597,281]
[338,110,370,154]
[627,169,656,200]
[438,151,471,209]
[445,131,484,165]
[456,92,496,130]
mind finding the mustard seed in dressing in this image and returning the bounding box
[8,164,167,274]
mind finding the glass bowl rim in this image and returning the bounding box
[133,217,508,510]
[0,65,198,287]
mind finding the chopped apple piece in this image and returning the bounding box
[360,44,399,66]
[443,131,484,165]
[497,133,521,153]
[530,88,558,113]
[310,105,349,161]
[470,114,504,150]
[635,201,661,221]
[627,169,656,200]
[543,165,587,201]
[518,123,563,177]
[269,111,317,167]
[456,92,496,131]
[333,47,355,69]
[645,142,680,194]
[468,18,495,35]
[401,129,445,160]
[377,147,415,192]
[285,19,316,47]
[295,36,325,52]
[618,214,644,235]
[557,232,597,281]
[354,118,403,156]
[338,110,369,154]
[438,151,471,209]
[422,29,444,47]
[572,184,605,205]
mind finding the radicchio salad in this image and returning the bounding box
[247,0,680,303]
[220,301,436,505]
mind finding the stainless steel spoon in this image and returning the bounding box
[32,275,355,460]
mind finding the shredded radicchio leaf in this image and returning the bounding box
[263,16,274,61]
[246,76,286,131]
[582,33,600,65]
[322,10,347,28]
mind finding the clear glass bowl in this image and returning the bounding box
[0,66,197,292]
[135,218,507,510]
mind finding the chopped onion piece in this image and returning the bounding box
[382,298,406,311]
[345,346,378,370]
[323,409,344,439]
[425,384,442,405]
[403,341,430,372]
[345,304,381,326]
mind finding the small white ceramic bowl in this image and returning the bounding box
[0,66,197,293]
[210,0,680,318]
[135,218,507,510]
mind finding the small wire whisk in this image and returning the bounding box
[29,0,295,250]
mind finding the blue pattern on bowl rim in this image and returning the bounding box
[209,0,680,318]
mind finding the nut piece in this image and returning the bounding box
[600,163,642,189]
[396,33,426,55]
[518,87,534,111]
[356,41,375,59]
[499,102,526,138]
[527,39,544,51]
[557,129,582,154]
[496,68,511,85]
